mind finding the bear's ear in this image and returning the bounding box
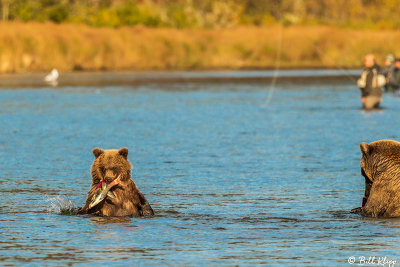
[360,142,369,156]
[118,147,128,159]
[92,148,104,158]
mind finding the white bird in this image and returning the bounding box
[44,68,59,83]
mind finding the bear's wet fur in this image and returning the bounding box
[359,140,400,217]
[78,147,154,217]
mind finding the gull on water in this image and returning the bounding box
[44,69,59,85]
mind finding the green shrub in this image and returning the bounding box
[3,0,400,29]
[88,8,120,27]
[48,5,69,23]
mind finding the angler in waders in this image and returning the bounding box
[357,54,385,110]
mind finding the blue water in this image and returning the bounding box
[1,73,400,266]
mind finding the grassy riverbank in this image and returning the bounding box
[0,22,398,73]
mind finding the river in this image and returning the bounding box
[0,70,399,266]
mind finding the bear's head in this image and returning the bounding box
[360,140,400,206]
[91,147,132,186]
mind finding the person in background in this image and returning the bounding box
[357,54,383,110]
[386,58,400,96]
[382,54,395,92]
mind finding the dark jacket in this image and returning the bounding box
[358,64,383,97]
[387,67,400,90]
[383,64,395,92]
[382,64,394,78]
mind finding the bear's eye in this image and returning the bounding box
[111,167,118,172]
[100,167,106,174]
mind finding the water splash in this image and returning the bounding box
[45,195,80,215]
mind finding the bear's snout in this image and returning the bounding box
[104,176,114,183]
[104,169,117,183]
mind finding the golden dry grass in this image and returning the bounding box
[1,22,400,73]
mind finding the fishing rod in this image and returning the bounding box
[262,23,360,109]
[262,23,283,108]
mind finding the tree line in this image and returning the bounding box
[1,0,399,29]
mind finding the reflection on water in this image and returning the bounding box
[1,75,400,265]
[89,216,132,225]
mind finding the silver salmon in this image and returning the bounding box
[88,174,122,209]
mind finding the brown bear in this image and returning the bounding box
[78,147,154,217]
[358,140,400,217]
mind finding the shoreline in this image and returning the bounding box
[0,69,360,87]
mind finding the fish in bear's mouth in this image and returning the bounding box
[89,174,124,209]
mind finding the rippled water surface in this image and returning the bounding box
[1,72,400,266]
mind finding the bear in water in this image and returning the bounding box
[357,140,400,217]
[78,147,154,217]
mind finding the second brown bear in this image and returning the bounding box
[359,140,400,217]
